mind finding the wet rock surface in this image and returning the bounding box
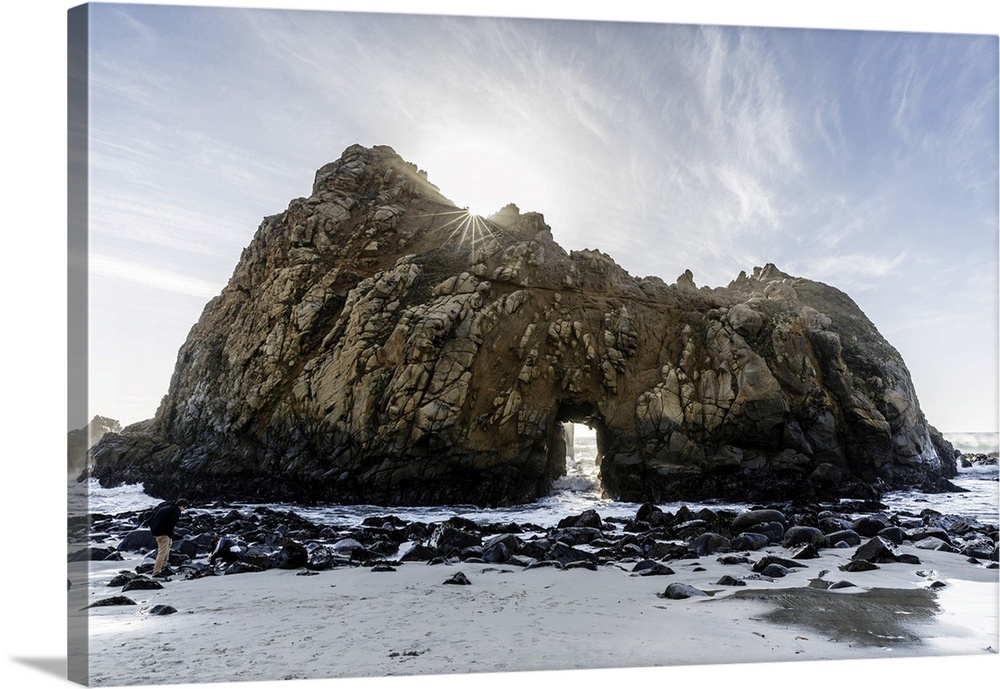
[88,144,958,507]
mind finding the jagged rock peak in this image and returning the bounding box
[754,262,793,281]
[89,144,957,507]
[311,144,446,202]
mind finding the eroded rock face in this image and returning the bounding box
[90,144,958,506]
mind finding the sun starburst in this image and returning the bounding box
[429,208,503,253]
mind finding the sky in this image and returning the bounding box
[77,1,999,434]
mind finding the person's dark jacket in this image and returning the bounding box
[147,503,183,539]
[210,537,241,565]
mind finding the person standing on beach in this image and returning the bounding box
[147,498,189,577]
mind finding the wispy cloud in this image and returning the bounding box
[690,27,802,173]
[787,251,909,292]
[889,45,922,141]
[89,254,224,300]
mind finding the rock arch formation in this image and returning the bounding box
[90,145,958,506]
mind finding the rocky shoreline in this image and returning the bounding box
[961,453,1000,468]
[72,496,998,604]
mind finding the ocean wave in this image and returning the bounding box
[943,432,999,455]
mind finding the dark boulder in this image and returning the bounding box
[715,575,746,586]
[484,533,523,553]
[659,583,708,599]
[689,532,731,556]
[273,541,309,569]
[852,536,903,564]
[644,541,688,561]
[362,514,408,529]
[107,571,137,587]
[828,580,856,590]
[631,559,659,573]
[809,462,843,487]
[747,521,785,543]
[122,577,164,592]
[547,527,604,546]
[69,546,122,562]
[931,515,988,536]
[852,515,890,538]
[674,519,710,540]
[876,526,906,545]
[460,546,484,560]
[788,543,820,560]
[557,510,604,530]
[306,546,338,570]
[782,526,825,549]
[482,541,511,564]
[117,530,157,553]
[730,532,770,551]
[731,509,786,533]
[430,526,482,554]
[906,526,953,544]
[406,523,432,541]
[173,538,199,559]
[443,572,471,585]
[442,516,480,532]
[752,555,805,573]
[913,537,958,553]
[400,544,440,562]
[365,539,402,556]
[84,596,136,609]
[825,529,863,548]
[519,539,550,560]
[331,538,365,557]
[960,540,998,561]
[147,605,178,615]
[817,516,852,534]
[634,562,675,577]
[636,503,674,527]
[546,542,598,566]
[761,563,791,578]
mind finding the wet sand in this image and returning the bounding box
[727,586,940,647]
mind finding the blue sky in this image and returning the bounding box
[82,1,998,433]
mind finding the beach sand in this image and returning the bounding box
[71,542,998,687]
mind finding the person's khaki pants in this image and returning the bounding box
[153,535,172,575]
